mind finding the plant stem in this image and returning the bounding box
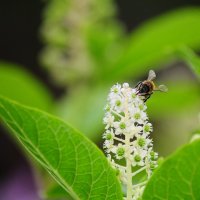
[132,181,147,189]
[124,90,132,200]
[125,133,132,200]
[114,136,125,143]
[111,109,123,118]
[132,166,146,176]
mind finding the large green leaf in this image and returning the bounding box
[106,7,200,80]
[0,62,52,111]
[0,96,122,200]
[44,184,72,200]
[142,139,200,199]
[175,46,200,80]
[147,81,200,118]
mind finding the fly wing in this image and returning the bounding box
[158,84,168,92]
[147,70,156,81]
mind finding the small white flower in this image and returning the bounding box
[103,113,115,129]
[113,97,124,113]
[128,125,143,138]
[104,104,111,112]
[114,118,130,135]
[143,122,153,134]
[132,148,147,166]
[138,103,147,111]
[131,108,148,124]
[109,84,122,100]
[102,83,158,200]
[111,83,121,94]
[150,151,158,161]
[112,143,126,159]
[130,89,137,99]
[103,140,114,153]
[121,83,131,94]
[123,83,129,88]
[133,135,152,150]
[103,129,114,141]
[146,160,158,178]
[146,147,158,161]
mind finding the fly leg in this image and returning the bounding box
[135,81,142,88]
[143,93,152,102]
[135,81,143,94]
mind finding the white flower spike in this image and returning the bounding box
[103,83,158,200]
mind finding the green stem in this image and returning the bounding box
[124,90,132,200]
[125,133,132,200]
[132,166,146,176]
[132,181,147,189]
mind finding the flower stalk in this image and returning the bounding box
[103,83,158,199]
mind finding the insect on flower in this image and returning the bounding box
[103,83,159,199]
[135,70,168,102]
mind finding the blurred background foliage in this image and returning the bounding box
[0,0,200,199]
[0,0,200,156]
[39,1,200,156]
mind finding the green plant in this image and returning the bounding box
[102,83,158,199]
[1,1,200,199]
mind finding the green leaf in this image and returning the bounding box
[0,62,52,111]
[176,46,200,79]
[147,81,200,118]
[45,184,72,200]
[0,96,122,200]
[107,7,200,80]
[142,139,200,199]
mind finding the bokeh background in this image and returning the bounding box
[0,0,200,199]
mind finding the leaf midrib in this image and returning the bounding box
[0,103,81,200]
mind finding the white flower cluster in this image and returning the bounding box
[103,83,158,200]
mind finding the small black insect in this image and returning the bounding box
[135,70,168,102]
